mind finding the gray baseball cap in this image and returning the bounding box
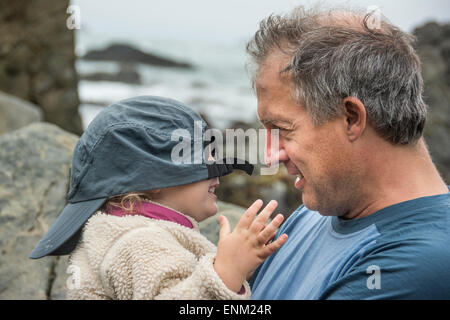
[29,95,253,259]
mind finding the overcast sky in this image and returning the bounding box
[72,0,450,43]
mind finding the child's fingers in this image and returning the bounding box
[261,233,288,259]
[249,200,278,233]
[256,214,284,245]
[218,215,231,239]
[235,199,263,230]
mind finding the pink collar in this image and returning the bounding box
[107,200,195,229]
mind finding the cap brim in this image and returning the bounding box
[206,157,254,179]
[29,197,107,259]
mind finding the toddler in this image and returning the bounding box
[29,96,287,299]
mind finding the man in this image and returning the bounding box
[247,6,450,299]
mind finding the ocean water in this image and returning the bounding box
[75,30,259,130]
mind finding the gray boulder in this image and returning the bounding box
[0,0,83,135]
[80,63,142,85]
[0,91,42,135]
[199,201,246,245]
[0,122,78,299]
[414,22,450,183]
[81,43,193,69]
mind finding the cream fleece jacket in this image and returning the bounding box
[67,211,251,300]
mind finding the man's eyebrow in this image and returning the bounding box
[259,118,293,126]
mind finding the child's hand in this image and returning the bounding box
[213,199,288,292]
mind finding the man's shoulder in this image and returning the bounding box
[368,193,450,292]
[374,221,450,273]
[373,191,450,242]
[321,212,450,299]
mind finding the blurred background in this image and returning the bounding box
[0,0,449,299]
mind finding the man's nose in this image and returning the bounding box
[265,129,289,166]
[266,147,289,166]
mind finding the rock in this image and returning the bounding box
[417,46,447,84]
[191,80,207,88]
[0,123,78,299]
[0,0,83,135]
[80,63,142,85]
[81,43,193,69]
[0,91,42,135]
[414,22,445,47]
[199,201,246,245]
[414,22,450,183]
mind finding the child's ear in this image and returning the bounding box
[144,188,163,200]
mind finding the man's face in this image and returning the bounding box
[256,52,359,216]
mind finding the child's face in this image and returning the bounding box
[156,177,220,222]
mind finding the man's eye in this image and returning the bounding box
[272,125,288,132]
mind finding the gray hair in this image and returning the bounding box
[247,6,427,145]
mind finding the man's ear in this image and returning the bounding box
[341,97,367,142]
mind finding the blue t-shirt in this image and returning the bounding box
[250,188,450,299]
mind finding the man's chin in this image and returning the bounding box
[302,192,330,216]
[301,192,316,211]
[303,197,346,217]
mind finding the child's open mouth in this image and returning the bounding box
[208,183,219,199]
[208,190,217,200]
